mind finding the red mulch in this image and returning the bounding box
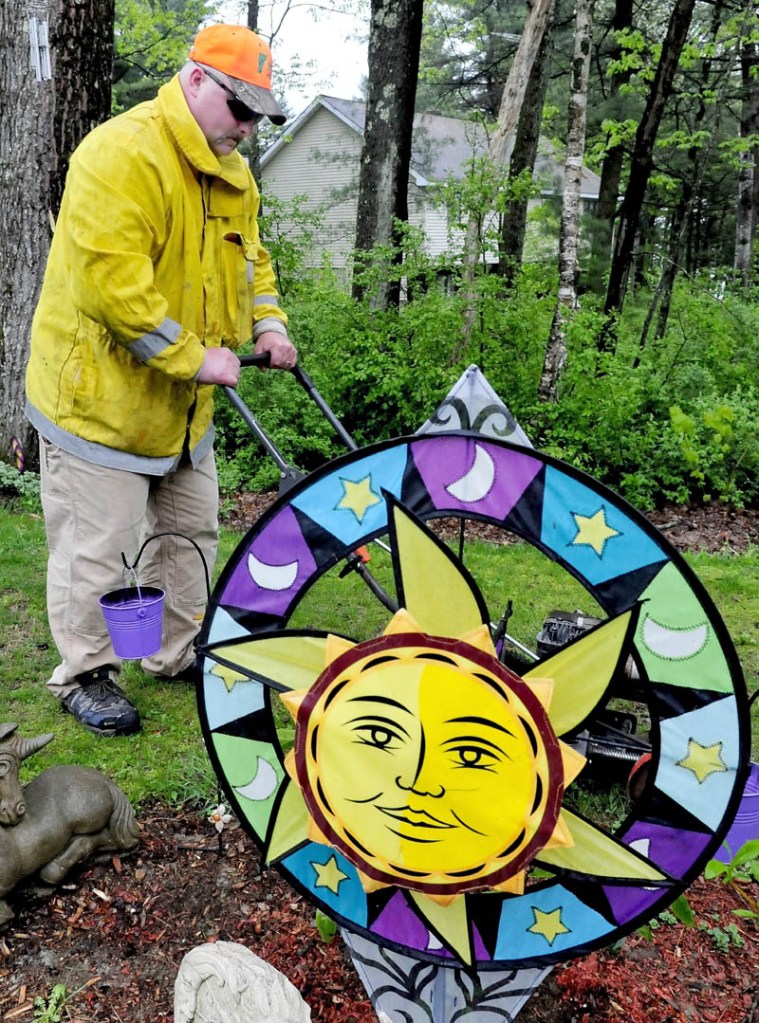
[1,804,756,1022]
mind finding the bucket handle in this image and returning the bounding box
[121,531,212,605]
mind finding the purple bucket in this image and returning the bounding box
[714,762,759,863]
[99,586,165,659]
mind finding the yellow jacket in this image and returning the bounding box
[25,75,287,474]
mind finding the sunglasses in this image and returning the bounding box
[201,66,263,124]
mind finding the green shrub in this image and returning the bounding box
[0,462,41,513]
[217,202,759,511]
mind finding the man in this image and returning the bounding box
[25,24,296,737]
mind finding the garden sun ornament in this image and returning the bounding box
[195,367,749,1021]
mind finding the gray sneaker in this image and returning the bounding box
[62,667,141,737]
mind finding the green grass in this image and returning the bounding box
[1,503,757,812]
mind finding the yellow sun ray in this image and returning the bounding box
[536,809,667,882]
[266,781,311,862]
[211,634,331,693]
[559,741,587,788]
[410,891,475,965]
[458,623,498,656]
[523,609,635,736]
[391,501,487,637]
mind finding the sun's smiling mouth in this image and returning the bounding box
[377,806,455,830]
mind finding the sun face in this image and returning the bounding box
[285,630,564,895]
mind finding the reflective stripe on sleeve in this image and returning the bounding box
[254,294,280,307]
[128,317,183,362]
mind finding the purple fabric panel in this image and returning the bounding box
[604,821,711,923]
[370,891,490,961]
[219,505,318,616]
[410,437,541,519]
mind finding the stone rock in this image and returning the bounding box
[174,941,311,1023]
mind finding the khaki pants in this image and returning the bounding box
[39,439,218,699]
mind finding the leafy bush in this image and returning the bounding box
[217,199,759,511]
[0,462,41,513]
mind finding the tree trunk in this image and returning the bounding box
[539,0,593,403]
[459,0,554,347]
[734,40,758,285]
[0,0,113,471]
[498,14,554,285]
[352,0,424,309]
[50,0,114,214]
[586,0,633,293]
[0,2,57,469]
[600,0,697,349]
[246,1,263,182]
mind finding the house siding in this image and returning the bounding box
[260,98,600,273]
[261,106,361,269]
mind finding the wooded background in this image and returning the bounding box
[0,0,757,510]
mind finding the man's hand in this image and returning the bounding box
[197,347,241,386]
[255,331,298,370]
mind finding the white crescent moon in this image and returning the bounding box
[247,551,298,591]
[642,617,708,659]
[445,444,496,503]
[235,756,279,802]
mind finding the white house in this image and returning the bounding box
[259,95,601,271]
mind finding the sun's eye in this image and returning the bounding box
[350,717,407,751]
[448,745,499,770]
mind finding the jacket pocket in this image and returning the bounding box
[222,232,257,344]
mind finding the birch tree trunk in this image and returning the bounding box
[538,0,593,403]
[458,0,554,349]
[463,0,554,269]
[498,15,554,284]
[0,0,113,471]
[352,0,424,309]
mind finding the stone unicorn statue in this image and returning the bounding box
[0,723,140,926]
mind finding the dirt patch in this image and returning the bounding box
[224,493,759,555]
[1,807,756,1022]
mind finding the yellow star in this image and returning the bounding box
[528,907,570,945]
[571,508,620,556]
[210,664,246,693]
[676,739,727,783]
[313,855,349,894]
[337,475,381,523]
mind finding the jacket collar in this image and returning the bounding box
[157,75,249,190]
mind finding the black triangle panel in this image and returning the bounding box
[214,605,285,635]
[501,465,547,546]
[593,560,669,614]
[647,680,734,721]
[209,706,272,743]
[399,447,440,518]
[631,785,715,834]
[291,504,355,569]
